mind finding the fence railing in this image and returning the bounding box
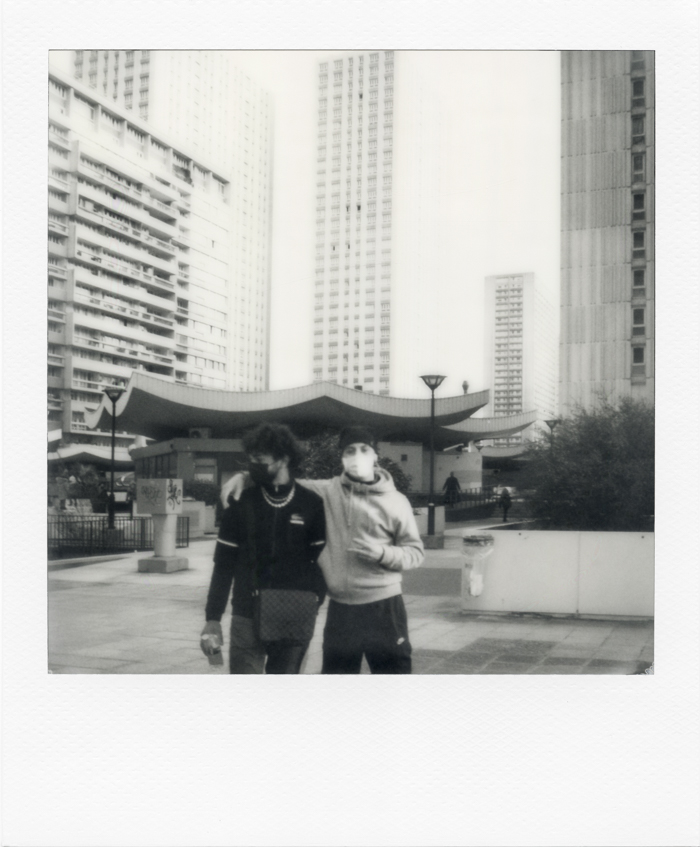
[48,515,189,560]
[406,489,500,523]
[408,488,498,509]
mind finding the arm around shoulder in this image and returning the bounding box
[296,477,333,495]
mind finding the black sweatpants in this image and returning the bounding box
[321,595,412,674]
[228,614,309,674]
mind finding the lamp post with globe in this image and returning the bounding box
[420,374,446,536]
[103,385,125,529]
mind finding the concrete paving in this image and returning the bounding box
[48,529,653,675]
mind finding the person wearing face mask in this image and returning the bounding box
[201,423,326,674]
[221,426,424,674]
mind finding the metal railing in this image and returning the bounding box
[48,515,189,560]
[444,490,499,522]
[407,488,499,523]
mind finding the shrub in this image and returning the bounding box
[183,480,221,506]
[521,397,654,531]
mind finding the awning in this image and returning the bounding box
[47,444,135,470]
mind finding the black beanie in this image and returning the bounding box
[338,426,378,453]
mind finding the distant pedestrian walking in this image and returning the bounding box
[498,488,512,522]
[442,472,461,508]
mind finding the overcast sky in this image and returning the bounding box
[52,49,561,398]
[231,50,561,397]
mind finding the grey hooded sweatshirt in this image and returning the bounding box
[299,468,424,605]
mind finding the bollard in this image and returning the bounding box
[136,479,189,573]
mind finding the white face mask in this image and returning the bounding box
[342,445,377,481]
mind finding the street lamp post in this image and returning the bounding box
[420,374,446,536]
[544,418,560,448]
[103,385,125,529]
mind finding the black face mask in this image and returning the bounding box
[249,461,276,486]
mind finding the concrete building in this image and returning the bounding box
[311,51,441,396]
[48,66,272,454]
[66,50,273,176]
[560,50,655,413]
[483,273,558,446]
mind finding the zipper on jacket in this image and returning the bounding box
[271,507,278,560]
[343,481,353,596]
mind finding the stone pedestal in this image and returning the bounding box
[138,555,189,573]
[135,481,189,573]
[421,533,445,549]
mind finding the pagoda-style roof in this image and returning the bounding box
[86,372,536,449]
[442,412,539,444]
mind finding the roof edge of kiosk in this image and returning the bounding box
[85,373,494,441]
[441,409,539,441]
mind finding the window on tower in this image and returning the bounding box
[632,115,645,144]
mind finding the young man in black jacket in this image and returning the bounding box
[200,423,326,674]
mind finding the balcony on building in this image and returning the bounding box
[70,224,177,278]
[71,331,175,370]
[48,191,70,215]
[48,168,70,193]
[72,287,175,330]
[71,310,174,351]
[48,124,72,150]
[72,181,179,239]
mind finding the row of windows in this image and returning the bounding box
[630,55,650,346]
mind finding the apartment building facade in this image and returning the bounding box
[48,66,272,450]
[483,273,558,446]
[311,51,441,396]
[69,50,272,179]
[560,50,655,413]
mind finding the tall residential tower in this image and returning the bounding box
[67,50,272,177]
[48,65,273,451]
[483,273,558,446]
[560,50,655,413]
[311,51,441,396]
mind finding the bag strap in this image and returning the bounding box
[243,493,260,593]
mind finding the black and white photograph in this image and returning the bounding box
[45,47,654,677]
[3,1,699,845]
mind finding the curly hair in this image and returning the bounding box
[241,423,303,475]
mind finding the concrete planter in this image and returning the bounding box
[458,530,654,618]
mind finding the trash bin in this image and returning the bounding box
[461,534,495,602]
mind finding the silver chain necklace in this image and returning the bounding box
[261,484,295,509]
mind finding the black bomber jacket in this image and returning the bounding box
[204,482,327,621]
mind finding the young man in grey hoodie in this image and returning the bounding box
[222,426,424,674]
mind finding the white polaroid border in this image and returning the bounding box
[2,1,699,846]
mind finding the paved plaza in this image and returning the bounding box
[48,525,653,675]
